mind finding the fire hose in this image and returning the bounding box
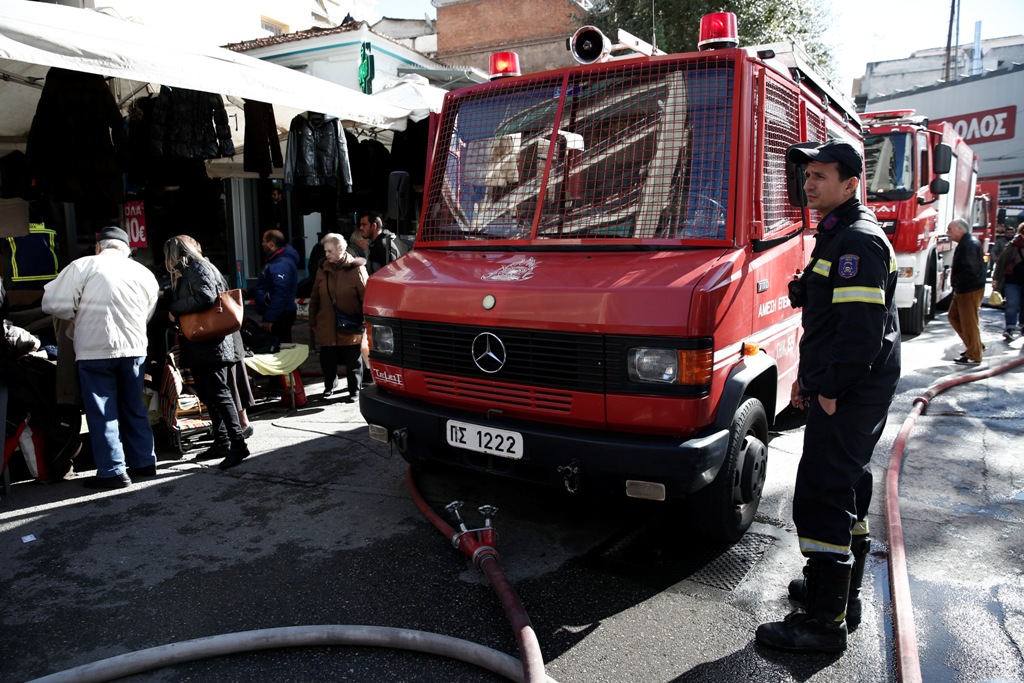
[887,355,1024,683]
[405,466,554,683]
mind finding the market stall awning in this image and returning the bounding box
[0,2,411,140]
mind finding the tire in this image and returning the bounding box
[899,286,926,336]
[924,260,938,322]
[688,397,768,543]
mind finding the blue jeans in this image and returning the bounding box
[78,357,156,478]
[1004,282,1023,332]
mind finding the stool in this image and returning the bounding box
[243,343,310,411]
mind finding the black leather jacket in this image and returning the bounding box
[284,112,353,191]
[951,233,987,293]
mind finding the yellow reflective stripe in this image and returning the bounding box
[890,256,898,273]
[798,536,851,555]
[812,259,831,277]
[853,519,870,536]
[833,286,885,305]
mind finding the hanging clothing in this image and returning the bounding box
[243,100,283,178]
[26,67,128,204]
[150,86,235,160]
[360,138,391,213]
[284,112,353,192]
[4,223,59,287]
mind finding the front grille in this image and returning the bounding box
[403,320,606,392]
[424,375,574,413]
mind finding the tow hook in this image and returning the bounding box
[392,428,409,453]
[557,461,580,494]
[445,501,500,566]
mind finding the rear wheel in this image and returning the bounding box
[688,397,768,542]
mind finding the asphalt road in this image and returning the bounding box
[1,304,1022,683]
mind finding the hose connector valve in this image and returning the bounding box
[478,505,498,527]
[445,500,469,532]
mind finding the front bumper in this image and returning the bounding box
[359,386,730,500]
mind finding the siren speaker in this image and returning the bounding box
[569,26,611,64]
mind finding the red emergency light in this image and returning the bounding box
[489,51,521,79]
[698,12,738,50]
[861,109,917,120]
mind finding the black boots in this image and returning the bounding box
[788,535,870,630]
[756,558,852,653]
[218,440,250,470]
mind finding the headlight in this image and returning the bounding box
[370,324,394,354]
[628,348,679,384]
[898,267,914,279]
[628,347,714,386]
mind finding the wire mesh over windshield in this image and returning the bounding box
[420,58,734,243]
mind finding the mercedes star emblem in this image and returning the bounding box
[472,332,507,374]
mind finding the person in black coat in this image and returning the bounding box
[164,235,248,469]
[947,218,987,364]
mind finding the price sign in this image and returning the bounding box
[124,201,148,248]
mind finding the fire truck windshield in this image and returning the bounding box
[863,132,915,200]
[420,59,734,244]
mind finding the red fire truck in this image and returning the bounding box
[860,110,978,334]
[360,13,863,541]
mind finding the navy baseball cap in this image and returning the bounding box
[787,139,863,177]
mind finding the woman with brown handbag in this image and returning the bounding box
[164,235,249,469]
[307,233,368,401]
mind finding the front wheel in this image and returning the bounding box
[687,397,768,542]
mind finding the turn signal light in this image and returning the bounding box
[698,12,738,50]
[678,348,714,386]
[489,51,521,79]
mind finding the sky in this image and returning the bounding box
[365,0,1024,96]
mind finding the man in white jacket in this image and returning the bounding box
[42,226,159,489]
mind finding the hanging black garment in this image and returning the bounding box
[360,138,391,214]
[389,118,428,186]
[150,86,235,160]
[243,100,283,178]
[26,67,128,204]
[284,112,353,192]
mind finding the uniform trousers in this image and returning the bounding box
[793,397,890,560]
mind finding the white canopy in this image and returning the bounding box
[372,75,447,123]
[0,2,411,140]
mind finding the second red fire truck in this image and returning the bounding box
[360,13,865,541]
[860,110,978,334]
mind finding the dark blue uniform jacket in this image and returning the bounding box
[797,197,902,404]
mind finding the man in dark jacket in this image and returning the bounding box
[948,218,987,364]
[254,230,299,343]
[359,211,406,274]
[756,140,901,654]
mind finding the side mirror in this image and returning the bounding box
[930,177,950,195]
[932,142,952,175]
[998,208,1007,223]
[785,142,817,207]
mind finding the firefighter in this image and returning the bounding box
[756,140,901,653]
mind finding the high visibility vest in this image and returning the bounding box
[6,222,59,283]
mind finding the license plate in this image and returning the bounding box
[445,420,523,459]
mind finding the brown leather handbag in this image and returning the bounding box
[179,289,244,342]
